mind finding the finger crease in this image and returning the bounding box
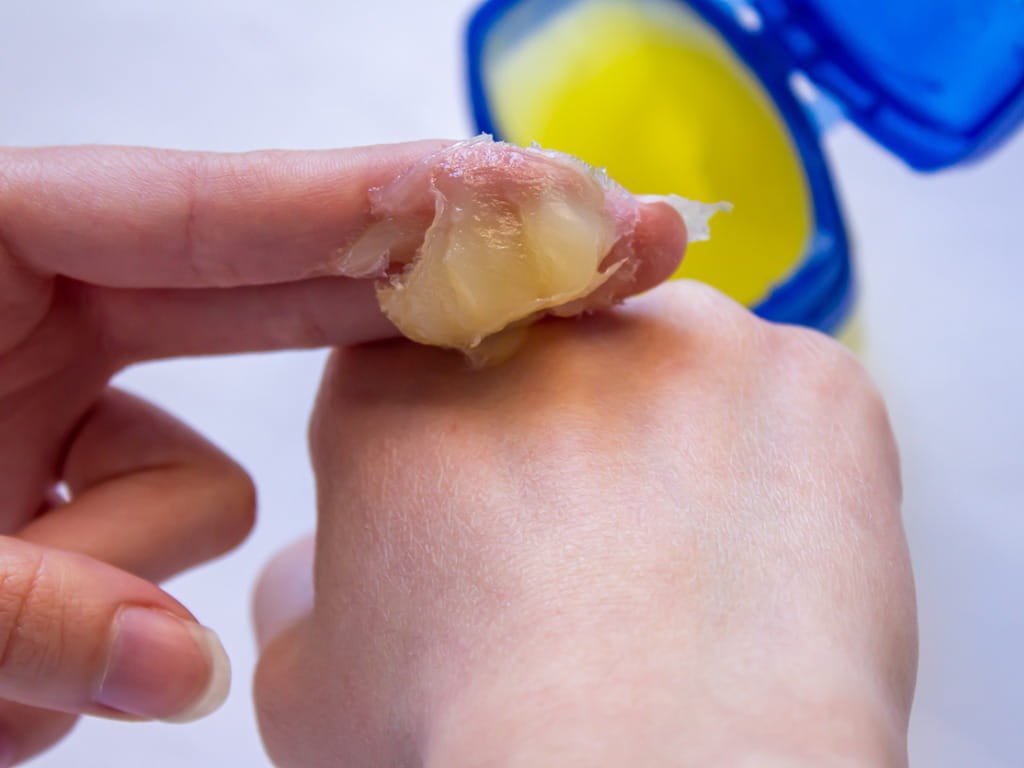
[178,154,208,285]
[0,551,48,672]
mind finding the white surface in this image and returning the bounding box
[1,1,1021,765]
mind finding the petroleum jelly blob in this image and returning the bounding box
[336,136,728,358]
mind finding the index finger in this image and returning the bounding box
[0,141,688,363]
[0,140,449,289]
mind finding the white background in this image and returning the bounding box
[0,1,1021,766]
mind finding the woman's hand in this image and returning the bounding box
[254,281,917,767]
[0,140,682,765]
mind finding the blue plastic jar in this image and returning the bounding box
[465,0,1024,335]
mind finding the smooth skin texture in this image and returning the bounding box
[0,142,687,764]
[254,282,918,767]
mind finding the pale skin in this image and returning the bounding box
[254,282,917,767]
[0,141,684,765]
[0,140,916,766]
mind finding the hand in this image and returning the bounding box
[254,281,918,767]
[0,141,684,765]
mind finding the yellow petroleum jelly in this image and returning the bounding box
[487,0,812,307]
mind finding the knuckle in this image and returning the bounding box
[652,280,765,351]
[772,325,879,398]
[769,325,901,491]
[662,279,746,319]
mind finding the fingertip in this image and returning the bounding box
[94,606,231,722]
[628,200,688,294]
[160,624,231,723]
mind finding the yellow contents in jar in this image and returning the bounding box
[486,0,812,307]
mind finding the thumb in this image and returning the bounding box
[0,536,229,723]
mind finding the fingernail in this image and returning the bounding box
[96,606,231,723]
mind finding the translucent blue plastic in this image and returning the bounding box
[753,0,1024,170]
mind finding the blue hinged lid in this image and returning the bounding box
[750,0,1024,170]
